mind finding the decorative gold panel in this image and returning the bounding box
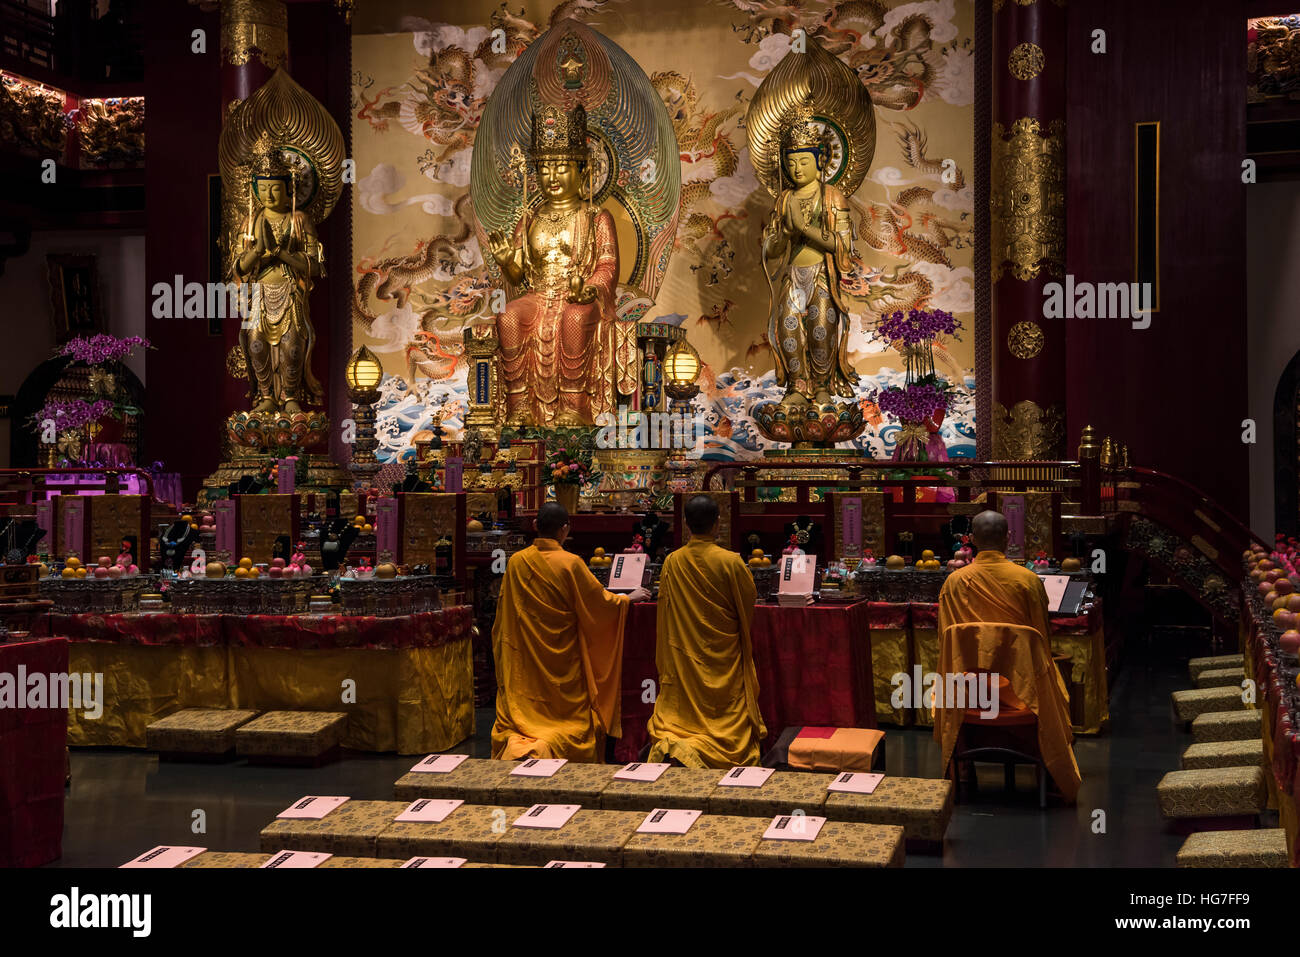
[221,0,288,69]
[1008,42,1045,81]
[991,118,1065,282]
[991,400,1065,460]
[1024,491,1053,558]
[1007,320,1045,359]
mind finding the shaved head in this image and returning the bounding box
[536,502,569,538]
[971,510,1009,551]
[684,495,720,536]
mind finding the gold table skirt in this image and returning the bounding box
[66,640,473,754]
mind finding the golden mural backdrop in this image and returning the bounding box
[350,0,976,462]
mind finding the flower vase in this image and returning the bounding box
[555,483,579,514]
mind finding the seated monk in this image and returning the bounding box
[491,502,650,762]
[646,495,766,768]
[935,509,1081,802]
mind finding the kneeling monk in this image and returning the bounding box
[492,503,649,761]
[647,495,766,767]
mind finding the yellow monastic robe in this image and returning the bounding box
[647,536,766,768]
[935,550,1081,802]
[491,538,629,762]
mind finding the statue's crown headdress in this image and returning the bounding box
[529,103,589,161]
[780,100,830,155]
[250,133,294,181]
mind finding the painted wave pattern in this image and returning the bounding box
[371,366,975,464]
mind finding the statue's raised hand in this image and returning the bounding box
[487,230,514,267]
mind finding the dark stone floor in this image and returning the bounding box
[50,642,1216,867]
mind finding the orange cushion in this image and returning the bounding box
[788,727,884,772]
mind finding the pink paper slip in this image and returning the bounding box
[636,808,701,834]
[261,850,332,869]
[120,846,206,869]
[607,553,647,591]
[276,795,350,819]
[395,799,463,823]
[409,753,469,774]
[544,861,607,868]
[717,766,775,788]
[778,554,817,595]
[512,804,580,829]
[1040,574,1070,612]
[762,814,826,842]
[511,758,567,778]
[827,772,884,794]
[401,857,466,868]
[614,762,670,782]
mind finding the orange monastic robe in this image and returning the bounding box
[647,536,766,768]
[935,550,1081,802]
[491,538,628,762]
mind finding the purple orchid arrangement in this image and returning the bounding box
[59,334,151,364]
[875,309,961,346]
[34,398,116,431]
[875,382,951,421]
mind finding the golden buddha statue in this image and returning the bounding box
[761,102,858,409]
[486,103,620,429]
[745,42,876,448]
[232,138,325,415]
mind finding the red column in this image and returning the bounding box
[990,0,1067,460]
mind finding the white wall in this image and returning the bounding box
[1246,180,1300,538]
[0,230,146,466]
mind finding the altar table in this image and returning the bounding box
[1244,612,1300,866]
[617,601,876,763]
[617,599,1107,762]
[906,601,1108,734]
[0,637,67,867]
[37,608,474,755]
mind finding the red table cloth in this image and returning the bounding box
[0,637,67,867]
[38,607,472,650]
[616,600,876,763]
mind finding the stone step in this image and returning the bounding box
[1181,739,1264,770]
[1190,710,1261,743]
[1188,654,1244,680]
[1176,828,1288,868]
[1156,767,1267,819]
[1172,686,1245,723]
[1193,668,1243,689]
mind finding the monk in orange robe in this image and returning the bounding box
[935,510,1081,802]
[491,502,649,762]
[647,495,766,767]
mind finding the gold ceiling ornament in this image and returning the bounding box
[220,0,288,70]
[218,67,345,234]
[992,399,1065,460]
[990,117,1064,282]
[1007,320,1045,359]
[747,37,876,200]
[1008,42,1045,81]
[226,344,248,380]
